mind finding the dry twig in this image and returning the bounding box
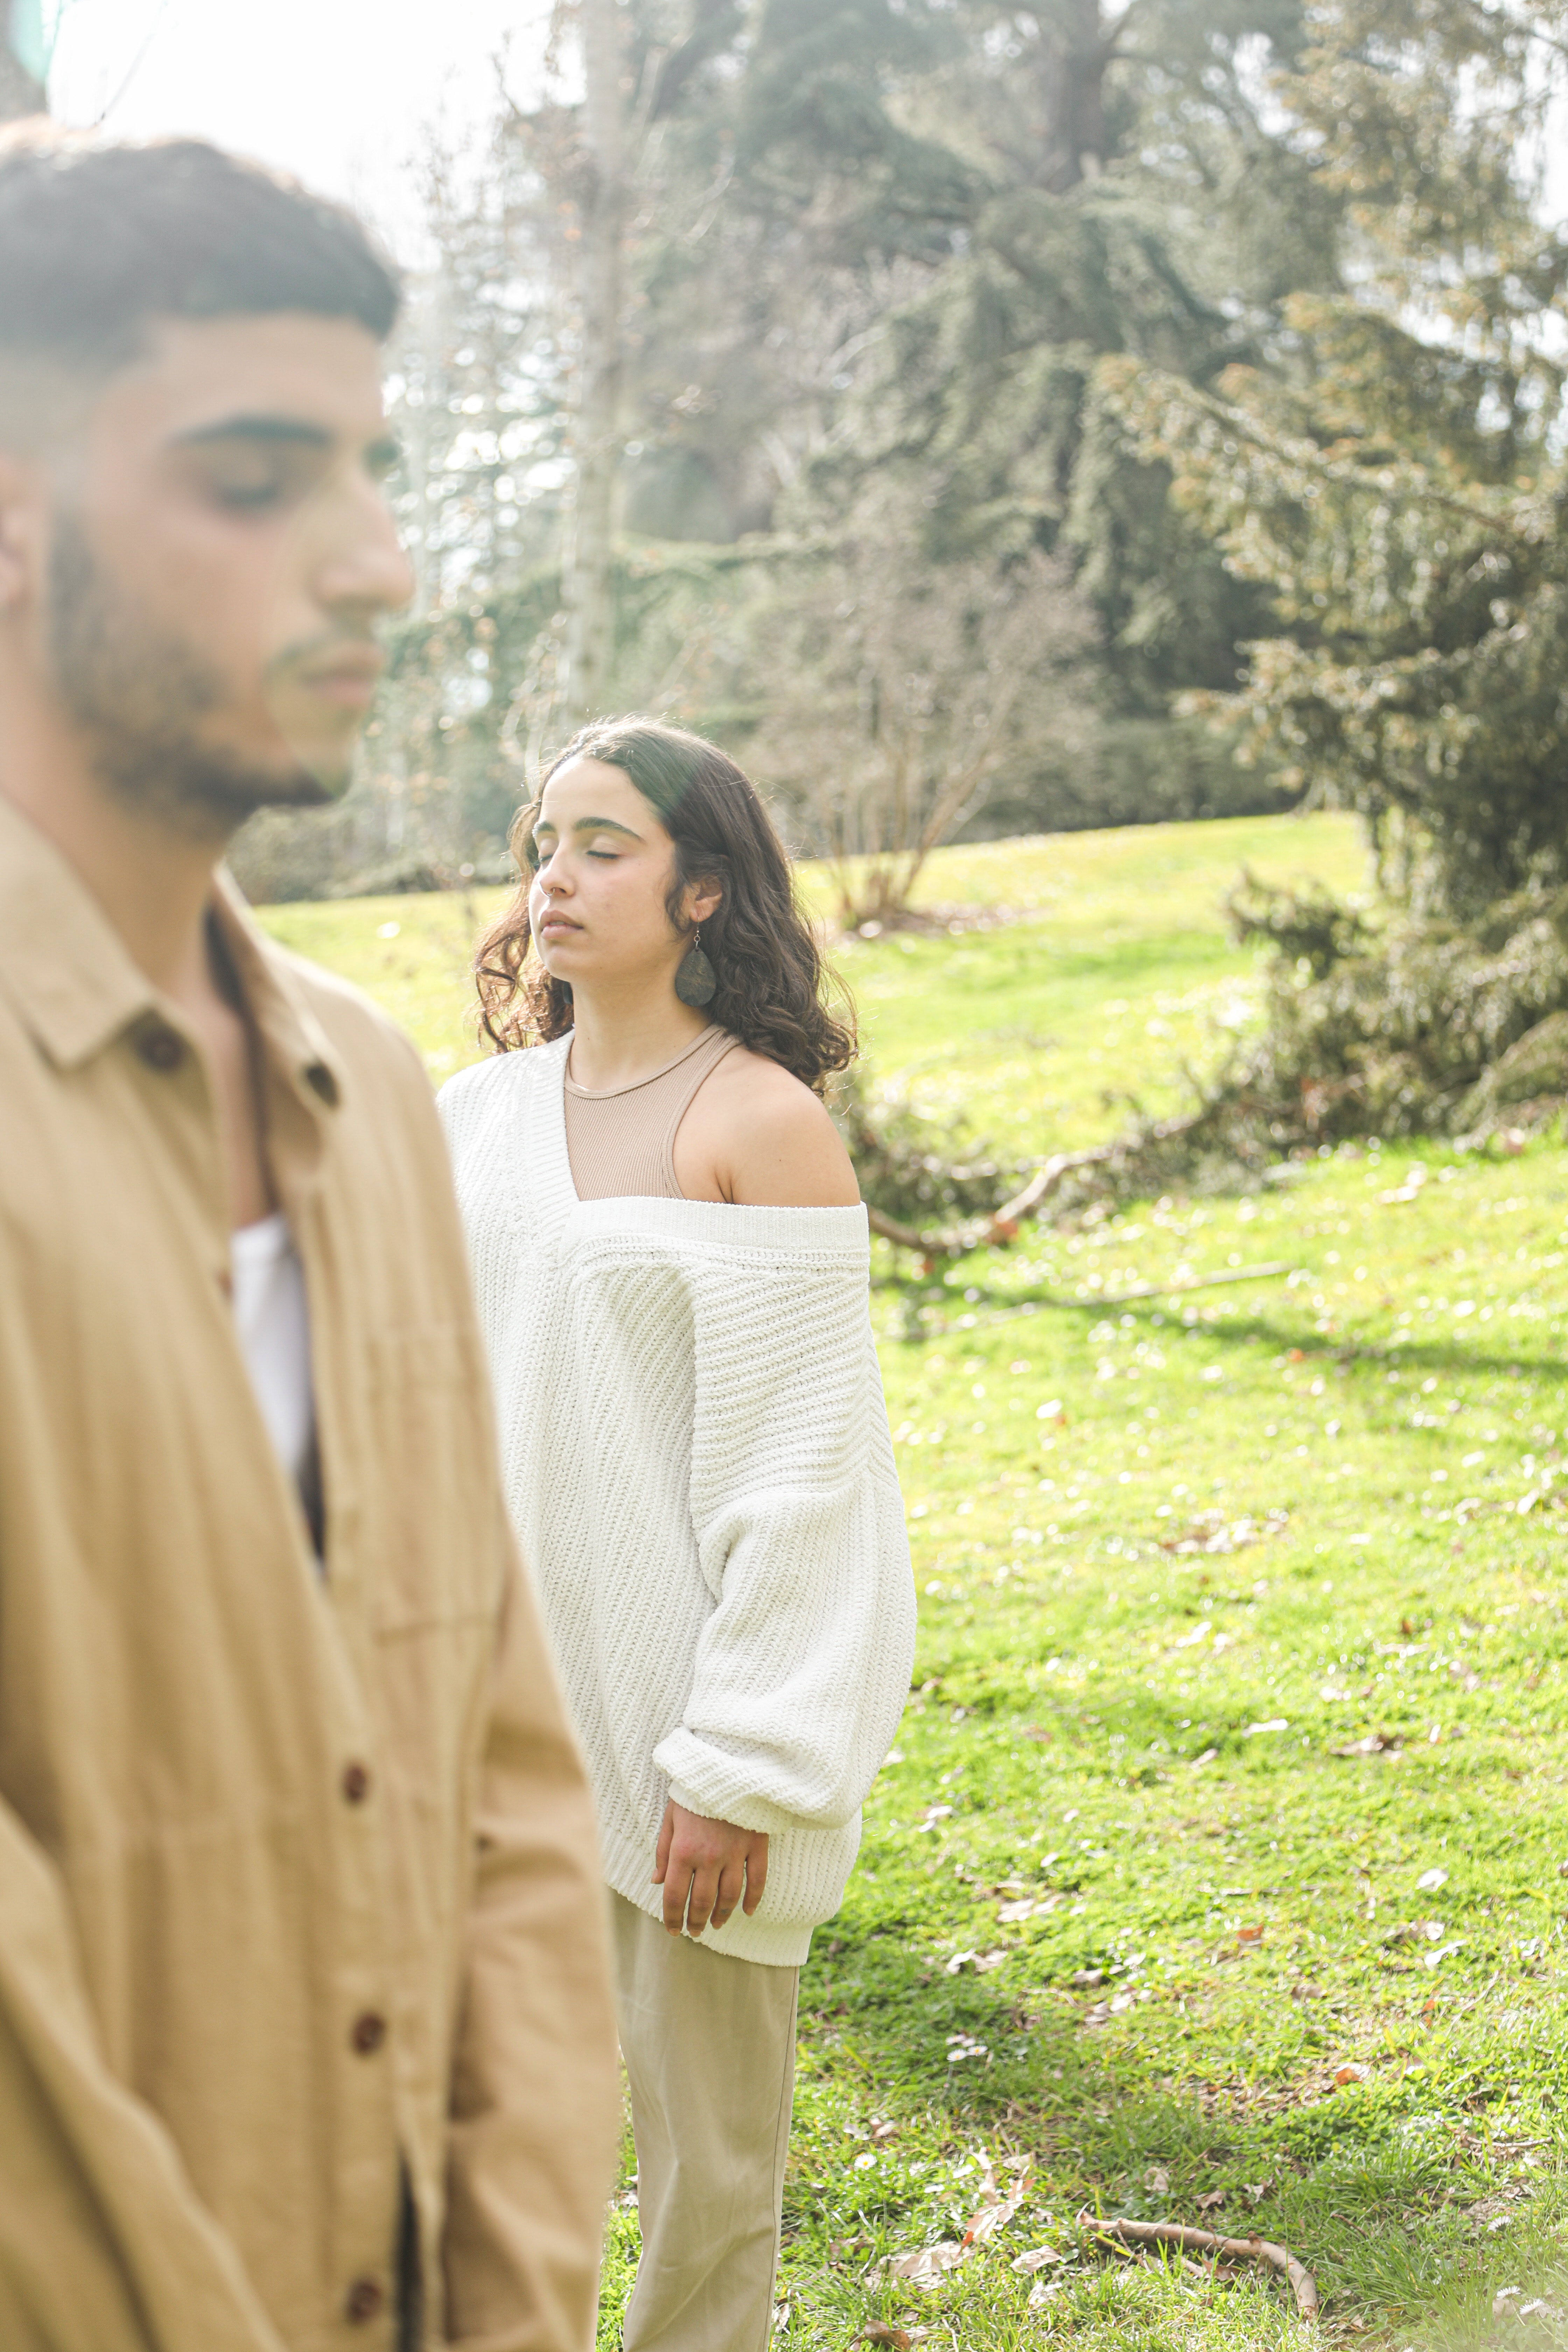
[865,1109,1214,1258]
[1077,2210,1319,2319]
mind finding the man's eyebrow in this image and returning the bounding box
[172,414,335,450]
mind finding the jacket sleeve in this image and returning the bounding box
[652,1253,917,1835]
[0,1798,287,2352]
[443,1539,622,2352]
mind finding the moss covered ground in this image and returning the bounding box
[260,812,1568,2350]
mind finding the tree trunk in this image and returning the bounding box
[0,46,46,121]
[1037,0,1108,192]
[561,0,626,725]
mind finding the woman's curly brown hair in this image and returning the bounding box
[474,717,856,1092]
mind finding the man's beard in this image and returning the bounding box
[46,510,347,842]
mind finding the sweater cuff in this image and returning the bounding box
[656,1727,848,1835]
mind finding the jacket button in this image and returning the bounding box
[136,1026,184,1072]
[351,2010,386,2055]
[341,1760,371,1804]
[344,2276,383,2324]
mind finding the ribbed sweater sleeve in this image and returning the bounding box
[652,1248,916,1836]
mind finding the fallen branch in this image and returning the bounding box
[1091,1260,1292,1306]
[1077,2210,1318,2319]
[865,1109,1211,1258]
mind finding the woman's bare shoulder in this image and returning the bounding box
[676,1042,861,1208]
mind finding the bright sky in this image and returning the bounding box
[48,0,555,261]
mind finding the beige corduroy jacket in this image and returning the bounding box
[0,795,619,2352]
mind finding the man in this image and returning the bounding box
[0,126,619,2351]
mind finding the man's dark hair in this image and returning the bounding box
[0,125,401,373]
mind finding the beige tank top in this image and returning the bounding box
[563,1024,741,1202]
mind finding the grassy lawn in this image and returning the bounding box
[259,812,1568,2350]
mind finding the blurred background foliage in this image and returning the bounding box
[228,0,1568,1155]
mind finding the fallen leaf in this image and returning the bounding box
[872,2121,900,2143]
[946,1948,1008,1975]
[965,2174,1032,2247]
[1081,2000,1111,2030]
[1237,1924,1265,1944]
[862,2326,911,2349]
[1027,2278,1063,2310]
[1334,2063,1366,2087]
[1416,1867,1449,1892]
[1196,2190,1227,2213]
[885,2243,967,2287]
[1070,1968,1106,1989]
[1332,1731,1402,1757]
[1144,2165,1170,2194]
[1010,2246,1062,2274]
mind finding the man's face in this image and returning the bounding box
[35,311,413,836]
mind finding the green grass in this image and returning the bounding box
[259,813,1568,2350]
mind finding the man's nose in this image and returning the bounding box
[315,476,415,618]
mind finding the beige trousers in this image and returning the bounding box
[609,1893,800,2352]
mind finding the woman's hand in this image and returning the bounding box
[653,1799,769,1936]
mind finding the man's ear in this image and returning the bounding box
[0,451,47,615]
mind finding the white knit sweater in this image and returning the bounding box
[438,1035,917,1966]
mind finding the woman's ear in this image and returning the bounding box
[686,874,724,929]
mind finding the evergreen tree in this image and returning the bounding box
[1093,0,1568,1136]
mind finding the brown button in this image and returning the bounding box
[344,2276,384,2324]
[216,1267,233,1300]
[350,2010,386,2055]
[304,1060,340,1107]
[136,1026,184,1072]
[341,1760,371,1804]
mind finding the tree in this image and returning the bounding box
[749,493,1096,924]
[559,0,628,720]
[1100,0,1568,920]
[1089,0,1568,1136]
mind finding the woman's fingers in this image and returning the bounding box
[662,1865,691,1933]
[652,1799,675,1885]
[708,1855,749,1932]
[651,1807,770,1935]
[685,1861,722,1937]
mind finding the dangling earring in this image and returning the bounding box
[674,925,717,1007]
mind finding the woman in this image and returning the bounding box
[439,719,915,2352]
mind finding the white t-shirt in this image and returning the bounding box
[230,1212,315,1493]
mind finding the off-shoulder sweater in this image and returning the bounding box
[439,1035,917,1966]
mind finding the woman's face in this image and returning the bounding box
[528,756,713,992]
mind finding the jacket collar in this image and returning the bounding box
[0,794,344,1114]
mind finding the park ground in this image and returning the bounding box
[263,812,1568,2351]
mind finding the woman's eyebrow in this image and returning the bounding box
[535,814,644,841]
[572,815,644,840]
